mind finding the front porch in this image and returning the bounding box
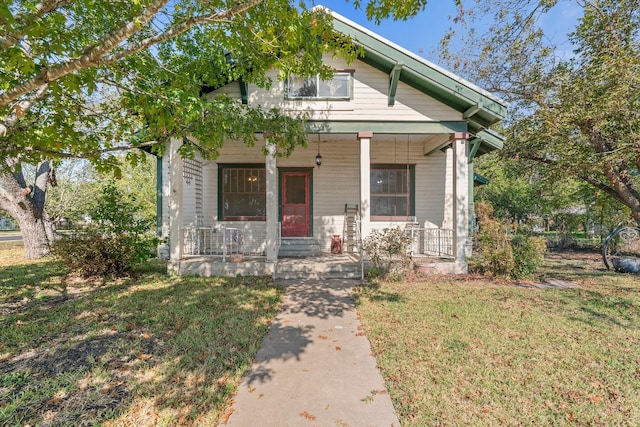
[162,132,474,277]
[169,222,460,279]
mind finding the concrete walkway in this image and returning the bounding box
[219,279,400,427]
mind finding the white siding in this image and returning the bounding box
[207,55,461,124]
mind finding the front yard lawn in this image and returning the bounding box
[355,251,640,426]
[0,242,282,426]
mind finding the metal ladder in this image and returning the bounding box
[343,204,359,253]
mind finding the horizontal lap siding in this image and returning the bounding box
[241,56,461,123]
[206,141,360,252]
[176,54,459,251]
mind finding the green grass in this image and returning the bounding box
[355,252,640,426]
[0,243,282,426]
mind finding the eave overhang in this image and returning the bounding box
[327,8,508,138]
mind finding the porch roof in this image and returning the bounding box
[325,7,508,142]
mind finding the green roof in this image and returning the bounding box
[326,7,507,148]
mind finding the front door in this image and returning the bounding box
[281,171,311,237]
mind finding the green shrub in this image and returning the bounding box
[512,234,547,278]
[474,202,546,278]
[52,183,158,277]
[362,227,412,278]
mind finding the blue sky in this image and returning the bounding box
[314,1,582,65]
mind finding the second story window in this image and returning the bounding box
[286,72,352,100]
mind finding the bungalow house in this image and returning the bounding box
[158,8,507,278]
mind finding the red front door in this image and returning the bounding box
[281,171,311,237]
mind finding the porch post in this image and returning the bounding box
[451,132,470,266]
[358,131,372,238]
[265,142,278,264]
[168,137,184,269]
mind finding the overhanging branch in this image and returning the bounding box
[0,0,264,108]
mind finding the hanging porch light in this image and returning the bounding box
[315,136,322,167]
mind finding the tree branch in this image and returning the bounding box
[0,0,169,108]
[0,0,264,109]
[0,140,162,159]
[0,84,49,137]
[0,0,73,53]
[102,0,263,64]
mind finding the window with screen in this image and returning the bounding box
[370,165,415,220]
[286,72,352,100]
[219,165,266,220]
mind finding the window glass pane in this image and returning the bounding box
[371,170,385,193]
[370,168,411,217]
[224,194,266,217]
[285,175,306,204]
[288,76,317,97]
[221,167,266,219]
[396,170,408,193]
[318,74,350,98]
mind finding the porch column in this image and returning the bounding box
[168,137,184,266]
[265,142,278,263]
[358,131,372,238]
[451,132,470,265]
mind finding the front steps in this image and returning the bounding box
[278,237,321,257]
[275,253,362,280]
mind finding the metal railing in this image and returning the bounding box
[181,224,267,257]
[356,217,364,281]
[405,226,455,259]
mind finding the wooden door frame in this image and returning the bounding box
[278,168,313,237]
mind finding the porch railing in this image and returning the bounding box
[405,226,455,259]
[181,225,267,257]
[181,224,453,260]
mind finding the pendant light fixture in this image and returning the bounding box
[315,135,323,167]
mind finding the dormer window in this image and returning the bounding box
[286,72,352,100]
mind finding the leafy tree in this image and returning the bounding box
[52,183,158,277]
[47,154,157,228]
[441,0,640,226]
[475,151,589,231]
[0,0,431,258]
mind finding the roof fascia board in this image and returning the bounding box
[475,129,505,152]
[329,11,507,120]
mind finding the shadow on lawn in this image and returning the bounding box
[544,288,640,329]
[0,263,283,426]
[353,280,404,304]
[564,289,640,329]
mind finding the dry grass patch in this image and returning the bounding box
[355,251,640,426]
[0,243,282,426]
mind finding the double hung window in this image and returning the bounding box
[370,165,415,220]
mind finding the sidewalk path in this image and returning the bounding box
[220,279,400,427]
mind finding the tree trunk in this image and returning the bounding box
[0,159,55,258]
[15,209,51,258]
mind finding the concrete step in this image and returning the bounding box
[275,255,362,280]
[278,238,321,257]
